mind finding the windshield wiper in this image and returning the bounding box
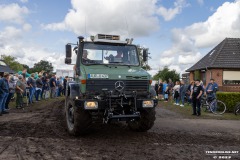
[109,62,122,64]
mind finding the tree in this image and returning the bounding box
[2,55,23,72]
[31,60,53,73]
[137,46,151,70]
[153,66,180,83]
[22,64,30,70]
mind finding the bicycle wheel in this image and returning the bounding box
[201,98,209,112]
[234,103,240,115]
[210,100,226,115]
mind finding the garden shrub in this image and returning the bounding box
[217,92,240,112]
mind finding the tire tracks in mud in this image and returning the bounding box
[0,98,239,159]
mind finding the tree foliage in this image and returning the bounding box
[137,47,151,71]
[2,55,23,72]
[153,66,180,82]
[31,60,53,73]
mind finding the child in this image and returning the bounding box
[164,86,169,102]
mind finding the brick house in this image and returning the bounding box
[186,38,240,92]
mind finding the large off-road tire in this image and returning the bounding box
[128,108,156,132]
[65,98,92,136]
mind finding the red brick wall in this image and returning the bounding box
[219,86,240,92]
[210,69,223,86]
[189,69,240,92]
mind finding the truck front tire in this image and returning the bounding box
[128,108,156,132]
[65,98,92,136]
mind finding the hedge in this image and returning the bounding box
[217,92,240,112]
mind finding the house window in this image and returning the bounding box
[223,71,240,85]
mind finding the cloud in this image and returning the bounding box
[0,26,22,41]
[23,23,32,31]
[197,0,204,6]
[43,0,190,37]
[159,0,240,73]
[159,57,175,66]
[157,0,190,21]
[0,3,29,24]
[178,52,201,65]
[169,65,181,73]
[20,0,28,3]
[182,1,240,48]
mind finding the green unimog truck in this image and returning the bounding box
[64,34,157,135]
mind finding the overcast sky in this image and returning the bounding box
[0,0,240,76]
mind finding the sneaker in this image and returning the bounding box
[180,104,184,107]
[174,103,177,105]
[176,103,180,105]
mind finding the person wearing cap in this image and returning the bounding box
[190,79,203,116]
[0,72,10,115]
[15,75,26,109]
[5,75,16,110]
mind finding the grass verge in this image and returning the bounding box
[158,100,240,120]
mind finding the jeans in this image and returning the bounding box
[5,92,14,109]
[35,89,41,101]
[28,87,35,103]
[175,97,179,104]
[192,98,201,115]
[58,87,62,97]
[0,94,5,113]
[180,93,185,105]
[0,93,9,112]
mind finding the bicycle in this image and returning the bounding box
[201,96,226,115]
[234,103,240,115]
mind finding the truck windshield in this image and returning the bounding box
[82,43,139,66]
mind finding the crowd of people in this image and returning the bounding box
[154,78,219,116]
[0,69,69,116]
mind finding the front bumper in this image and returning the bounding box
[74,98,158,110]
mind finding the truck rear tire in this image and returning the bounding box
[128,108,156,132]
[65,98,92,136]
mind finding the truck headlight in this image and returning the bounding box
[142,100,154,108]
[84,101,98,110]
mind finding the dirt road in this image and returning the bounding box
[0,99,239,160]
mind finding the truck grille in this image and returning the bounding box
[86,80,149,93]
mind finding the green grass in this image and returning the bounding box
[8,95,65,110]
[158,100,240,120]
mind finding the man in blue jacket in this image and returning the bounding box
[0,72,10,116]
[205,78,218,99]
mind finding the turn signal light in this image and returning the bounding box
[81,79,86,84]
[149,80,152,84]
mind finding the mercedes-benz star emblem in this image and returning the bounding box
[115,81,124,91]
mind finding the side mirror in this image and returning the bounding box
[65,44,72,64]
[73,46,78,55]
[143,49,148,62]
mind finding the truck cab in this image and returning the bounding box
[65,34,157,135]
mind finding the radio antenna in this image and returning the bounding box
[85,16,87,40]
[125,16,130,38]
